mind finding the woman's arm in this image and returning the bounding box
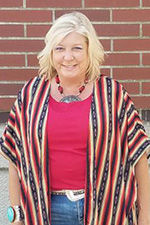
[135,152,150,225]
[9,162,23,225]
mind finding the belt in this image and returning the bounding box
[51,189,85,201]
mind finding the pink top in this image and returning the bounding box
[47,95,92,190]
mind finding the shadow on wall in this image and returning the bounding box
[0,124,9,225]
[0,159,9,225]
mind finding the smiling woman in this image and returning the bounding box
[0,11,150,225]
[52,32,89,83]
[51,31,90,102]
[38,11,105,82]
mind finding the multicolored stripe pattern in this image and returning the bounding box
[0,75,150,225]
[85,76,150,225]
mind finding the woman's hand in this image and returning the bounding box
[135,152,150,225]
[11,222,24,225]
[9,162,23,225]
[138,211,150,225]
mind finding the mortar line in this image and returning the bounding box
[139,0,143,8]
[25,54,28,67]
[24,23,27,37]
[110,9,113,22]
[52,10,56,22]
[139,81,142,94]
[82,0,85,8]
[23,0,26,8]
[139,52,143,66]
[140,23,143,38]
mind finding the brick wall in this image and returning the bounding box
[0,0,150,123]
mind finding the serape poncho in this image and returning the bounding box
[0,75,150,225]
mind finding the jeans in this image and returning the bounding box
[51,194,84,225]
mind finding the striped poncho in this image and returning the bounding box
[0,75,150,225]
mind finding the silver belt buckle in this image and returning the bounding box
[66,190,84,202]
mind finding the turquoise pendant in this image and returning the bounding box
[60,95,81,103]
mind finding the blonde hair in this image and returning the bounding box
[38,11,105,81]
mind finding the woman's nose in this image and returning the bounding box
[63,50,74,61]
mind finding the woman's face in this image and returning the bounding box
[52,31,89,82]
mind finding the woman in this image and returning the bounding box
[0,11,150,225]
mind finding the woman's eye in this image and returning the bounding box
[55,47,64,51]
[73,46,83,50]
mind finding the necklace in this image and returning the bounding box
[55,75,88,103]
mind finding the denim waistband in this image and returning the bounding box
[51,190,85,201]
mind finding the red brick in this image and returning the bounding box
[0,0,23,7]
[0,25,24,37]
[0,69,37,81]
[85,0,139,7]
[0,84,24,95]
[142,24,150,36]
[26,0,81,7]
[0,55,25,66]
[100,39,111,51]
[55,10,110,22]
[113,9,150,22]
[27,25,50,37]
[0,40,44,52]
[27,55,39,67]
[142,53,150,65]
[142,83,150,94]
[0,98,15,111]
[113,68,150,80]
[132,96,150,109]
[0,10,52,22]
[94,24,139,37]
[142,0,150,6]
[121,82,139,94]
[114,39,150,51]
[100,68,110,77]
[104,53,139,66]
[0,112,9,122]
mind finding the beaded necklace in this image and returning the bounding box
[55,75,88,103]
